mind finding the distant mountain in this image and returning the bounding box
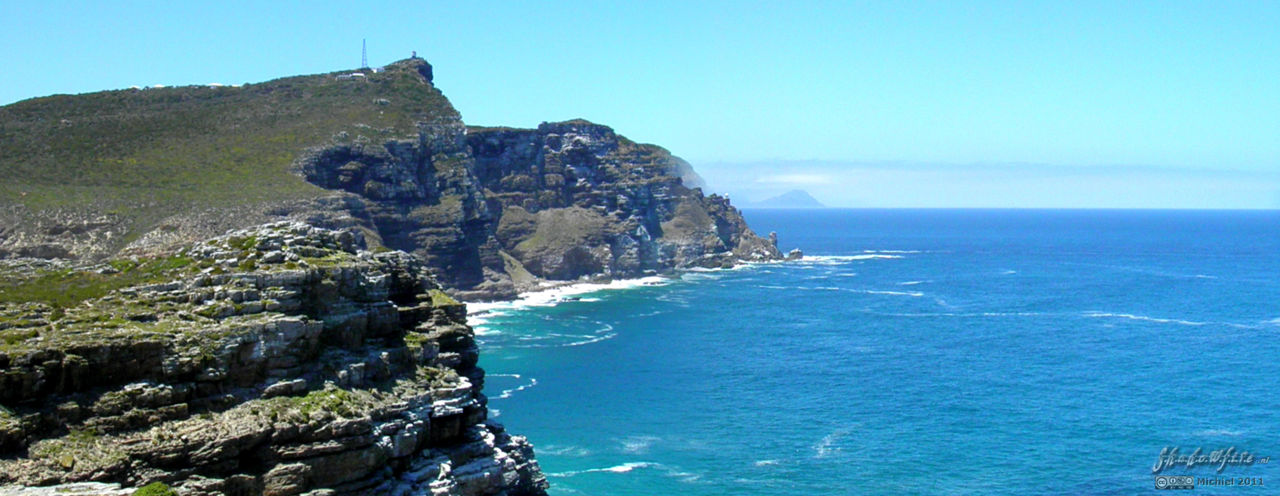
[748,189,826,208]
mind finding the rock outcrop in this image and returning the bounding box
[0,223,547,495]
[0,58,781,301]
[296,118,781,300]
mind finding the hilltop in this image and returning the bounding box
[0,59,446,253]
[0,59,781,300]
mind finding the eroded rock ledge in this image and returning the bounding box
[0,222,547,495]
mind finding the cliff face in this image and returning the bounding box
[0,223,546,495]
[297,118,781,300]
[0,58,779,494]
[0,58,781,301]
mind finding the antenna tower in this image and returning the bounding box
[361,39,368,68]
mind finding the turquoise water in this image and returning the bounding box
[475,209,1280,495]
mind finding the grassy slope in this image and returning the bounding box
[0,59,456,233]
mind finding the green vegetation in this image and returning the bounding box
[660,199,715,240]
[0,59,456,255]
[132,482,179,496]
[513,207,609,256]
[249,384,380,422]
[1,328,39,347]
[226,235,258,251]
[402,331,428,349]
[294,387,364,417]
[408,194,464,225]
[28,426,127,473]
[65,426,99,444]
[427,289,458,307]
[0,255,193,308]
[301,250,357,268]
[415,365,459,388]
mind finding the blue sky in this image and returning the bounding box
[3,1,1277,207]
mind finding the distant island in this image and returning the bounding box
[747,189,826,208]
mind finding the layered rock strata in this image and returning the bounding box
[297,118,781,300]
[0,223,546,495]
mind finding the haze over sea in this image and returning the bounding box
[473,209,1280,495]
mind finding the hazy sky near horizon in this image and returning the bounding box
[2,1,1278,208]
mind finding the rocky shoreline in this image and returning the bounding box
[0,223,546,495]
[0,58,786,495]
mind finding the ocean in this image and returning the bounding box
[472,209,1280,495]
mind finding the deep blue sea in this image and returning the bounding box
[474,209,1280,495]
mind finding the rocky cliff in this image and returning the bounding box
[0,58,781,301]
[297,118,781,300]
[0,223,546,495]
[0,57,783,495]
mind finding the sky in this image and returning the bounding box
[2,1,1278,208]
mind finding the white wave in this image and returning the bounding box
[1085,312,1260,329]
[514,333,618,348]
[493,377,538,400]
[488,373,522,379]
[563,333,618,347]
[466,275,674,317]
[684,260,767,272]
[1192,429,1243,437]
[1193,274,1218,279]
[620,435,660,454]
[466,309,510,330]
[548,462,657,478]
[877,311,1048,318]
[680,266,720,273]
[1001,270,1017,275]
[898,280,929,286]
[490,408,500,417]
[804,254,903,262]
[467,313,493,326]
[753,459,780,467]
[472,326,500,336]
[787,286,924,297]
[863,249,920,254]
[548,461,703,484]
[666,469,703,483]
[1082,312,1210,326]
[850,289,924,297]
[814,429,849,459]
[538,444,593,457]
[656,293,690,305]
[678,271,723,281]
[631,310,669,318]
[466,302,513,317]
[980,312,1048,317]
